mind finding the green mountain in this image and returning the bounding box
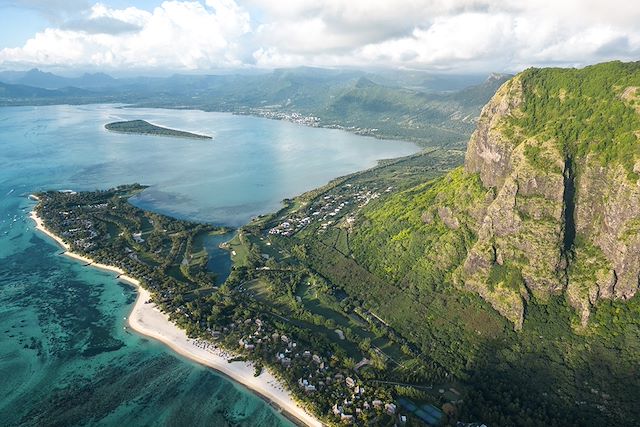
[353,61,640,328]
[311,74,509,145]
[342,61,640,424]
[0,68,118,89]
[125,68,509,146]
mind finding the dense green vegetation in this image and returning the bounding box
[510,61,640,177]
[221,140,632,425]
[351,168,486,284]
[269,160,640,426]
[36,185,225,293]
[225,130,640,426]
[105,120,212,139]
[230,150,509,422]
[0,82,91,100]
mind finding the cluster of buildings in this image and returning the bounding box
[42,200,176,304]
[330,376,404,424]
[324,123,380,137]
[238,107,381,138]
[246,109,321,126]
[268,183,389,237]
[60,217,98,250]
[227,317,398,424]
[268,216,312,236]
[398,397,445,426]
[57,206,147,250]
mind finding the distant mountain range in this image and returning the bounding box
[0,81,92,98]
[0,68,117,89]
[0,67,511,146]
[0,67,491,92]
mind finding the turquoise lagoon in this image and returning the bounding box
[0,104,418,426]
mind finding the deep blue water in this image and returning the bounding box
[0,104,418,426]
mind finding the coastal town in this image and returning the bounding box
[238,108,381,137]
[240,109,321,127]
[217,314,404,424]
[268,183,389,238]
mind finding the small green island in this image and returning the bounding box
[105,119,212,139]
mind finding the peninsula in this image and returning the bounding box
[30,183,425,426]
[29,185,321,427]
[105,119,212,139]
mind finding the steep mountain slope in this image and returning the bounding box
[316,74,510,145]
[352,61,640,329]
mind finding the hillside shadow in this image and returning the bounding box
[458,301,640,426]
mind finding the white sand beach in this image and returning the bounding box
[29,207,322,427]
[128,288,321,427]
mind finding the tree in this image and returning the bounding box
[359,337,372,352]
[343,357,356,370]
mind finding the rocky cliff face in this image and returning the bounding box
[352,62,640,330]
[568,156,640,324]
[455,68,640,328]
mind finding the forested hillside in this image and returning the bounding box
[341,61,640,424]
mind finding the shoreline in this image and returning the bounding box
[29,206,322,427]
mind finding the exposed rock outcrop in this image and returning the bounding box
[454,72,640,328]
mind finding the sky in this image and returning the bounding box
[0,0,639,75]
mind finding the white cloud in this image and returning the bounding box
[355,13,513,66]
[1,0,640,72]
[0,0,251,70]
[249,0,640,71]
[62,4,149,35]
[88,3,151,27]
[1,0,90,22]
